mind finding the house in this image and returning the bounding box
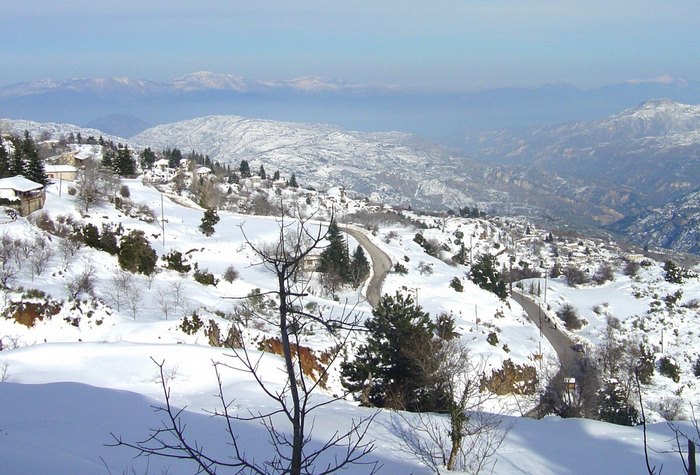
[0,176,46,216]
[154,158,170,171]
[45,164,78,182]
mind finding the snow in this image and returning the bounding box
[0,154,697,472]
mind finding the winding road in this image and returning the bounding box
[341,226,392,308]
[512,290,580,369]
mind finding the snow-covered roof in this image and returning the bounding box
[45,165,78,173]
[196,166,211,174]
[0,175,44,191]
[154,158,170,166]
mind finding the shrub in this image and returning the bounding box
[563,265,589,287]
[163,250,191,273]
[593,263,615,284]
[623,260,640,277]
[658,356,681,383]
[118,230,157,275]
[449,277,464,292]
[637,345,655,384]
[180,312,204,335]
[393,262,408,275]
[199,208,220,236]
[470,254,507,299]
[193,268,218,286]
[417,261,433,276]
[487,331,499,346]
[663,260,697,283]
[556,303,584,330]
[119,185,130,198]
[693,356,700,378]
[223,264,240,283]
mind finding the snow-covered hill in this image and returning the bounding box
[0,141,698,472]
[132,115,485,210]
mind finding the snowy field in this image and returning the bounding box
[0,174,696,473]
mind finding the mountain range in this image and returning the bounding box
[3,71,700,141]
[1,92,699,254]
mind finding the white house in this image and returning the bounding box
[0,175,46,216]
[45,164,78,182]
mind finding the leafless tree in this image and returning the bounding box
[58,235,83,267]
[29,236,55,279]
[156,286,175,320]
[0,233,18,288]
[67,263,96,299]
[392,340,510,473]
[75,158,120,213]
[111,211,379,474]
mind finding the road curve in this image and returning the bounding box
[342,226,392,308]
[511,290,579,370]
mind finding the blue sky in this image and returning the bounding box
[2,0,698,91]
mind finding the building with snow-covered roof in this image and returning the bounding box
[45,164,78,182]
[0,175,46,216]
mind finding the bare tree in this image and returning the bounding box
[0,233,18,288]
[111,212,378,474]
[29,236,55,279]
[75,158,120,213]
[392,340,510,473]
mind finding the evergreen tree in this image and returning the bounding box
[140,147,157,168]
[341,292,437,411]
[318,220,350,284]
[199,208,220,236]
[273,170,280,181]
[258,164,266,180]
[0,137,10,178]
[22,132,48,185]
[118,230,157,275]
[289,173,298,188]
[470,254,508,299]
[349,245,370,288]
[166,148,183,168]
[113,146,136,176]
[239,159,252,178]
[8,137,25,177]
[597,379,639,426]
[102,149,116,168]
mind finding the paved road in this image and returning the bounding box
[511,290,580,370]
[342,226,392,308]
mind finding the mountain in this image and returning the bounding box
[131,115,487,210]
[3,72,700,140]
[466,100,700,208]
[85,113,152,138]
[610,189,700,254]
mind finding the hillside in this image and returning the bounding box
[0,132,698,472]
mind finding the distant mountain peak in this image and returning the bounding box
[627,74,689,86]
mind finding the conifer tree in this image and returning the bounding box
[258,164,266,180]
[341,292,437,411]
[239,159,251,178]
[289,173,298,188]
[199,208,220,236]
[349,245,370,288]
[0,137,9,178]
[22,132,48,185]
[113,146,136,176]
[273,170,280,181]
[318,220,350,284]
[8,137,25,177]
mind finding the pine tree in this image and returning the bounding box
[140,147,157,168]
[349,245,370,288]
[341,292,437,411]
[0,137,10,178]
[258,164,266,180]
[114,146,136,176]
[597,379,639,426]
[199,208,220,236]
[239,159,252,178]
[273,170,280,181]
[470,254,508,299]
[289,173,298,188]
[318,220,350,285]
[8,137,25,177]
[22,132,48,185]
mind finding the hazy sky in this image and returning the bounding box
[2,0,698,91]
